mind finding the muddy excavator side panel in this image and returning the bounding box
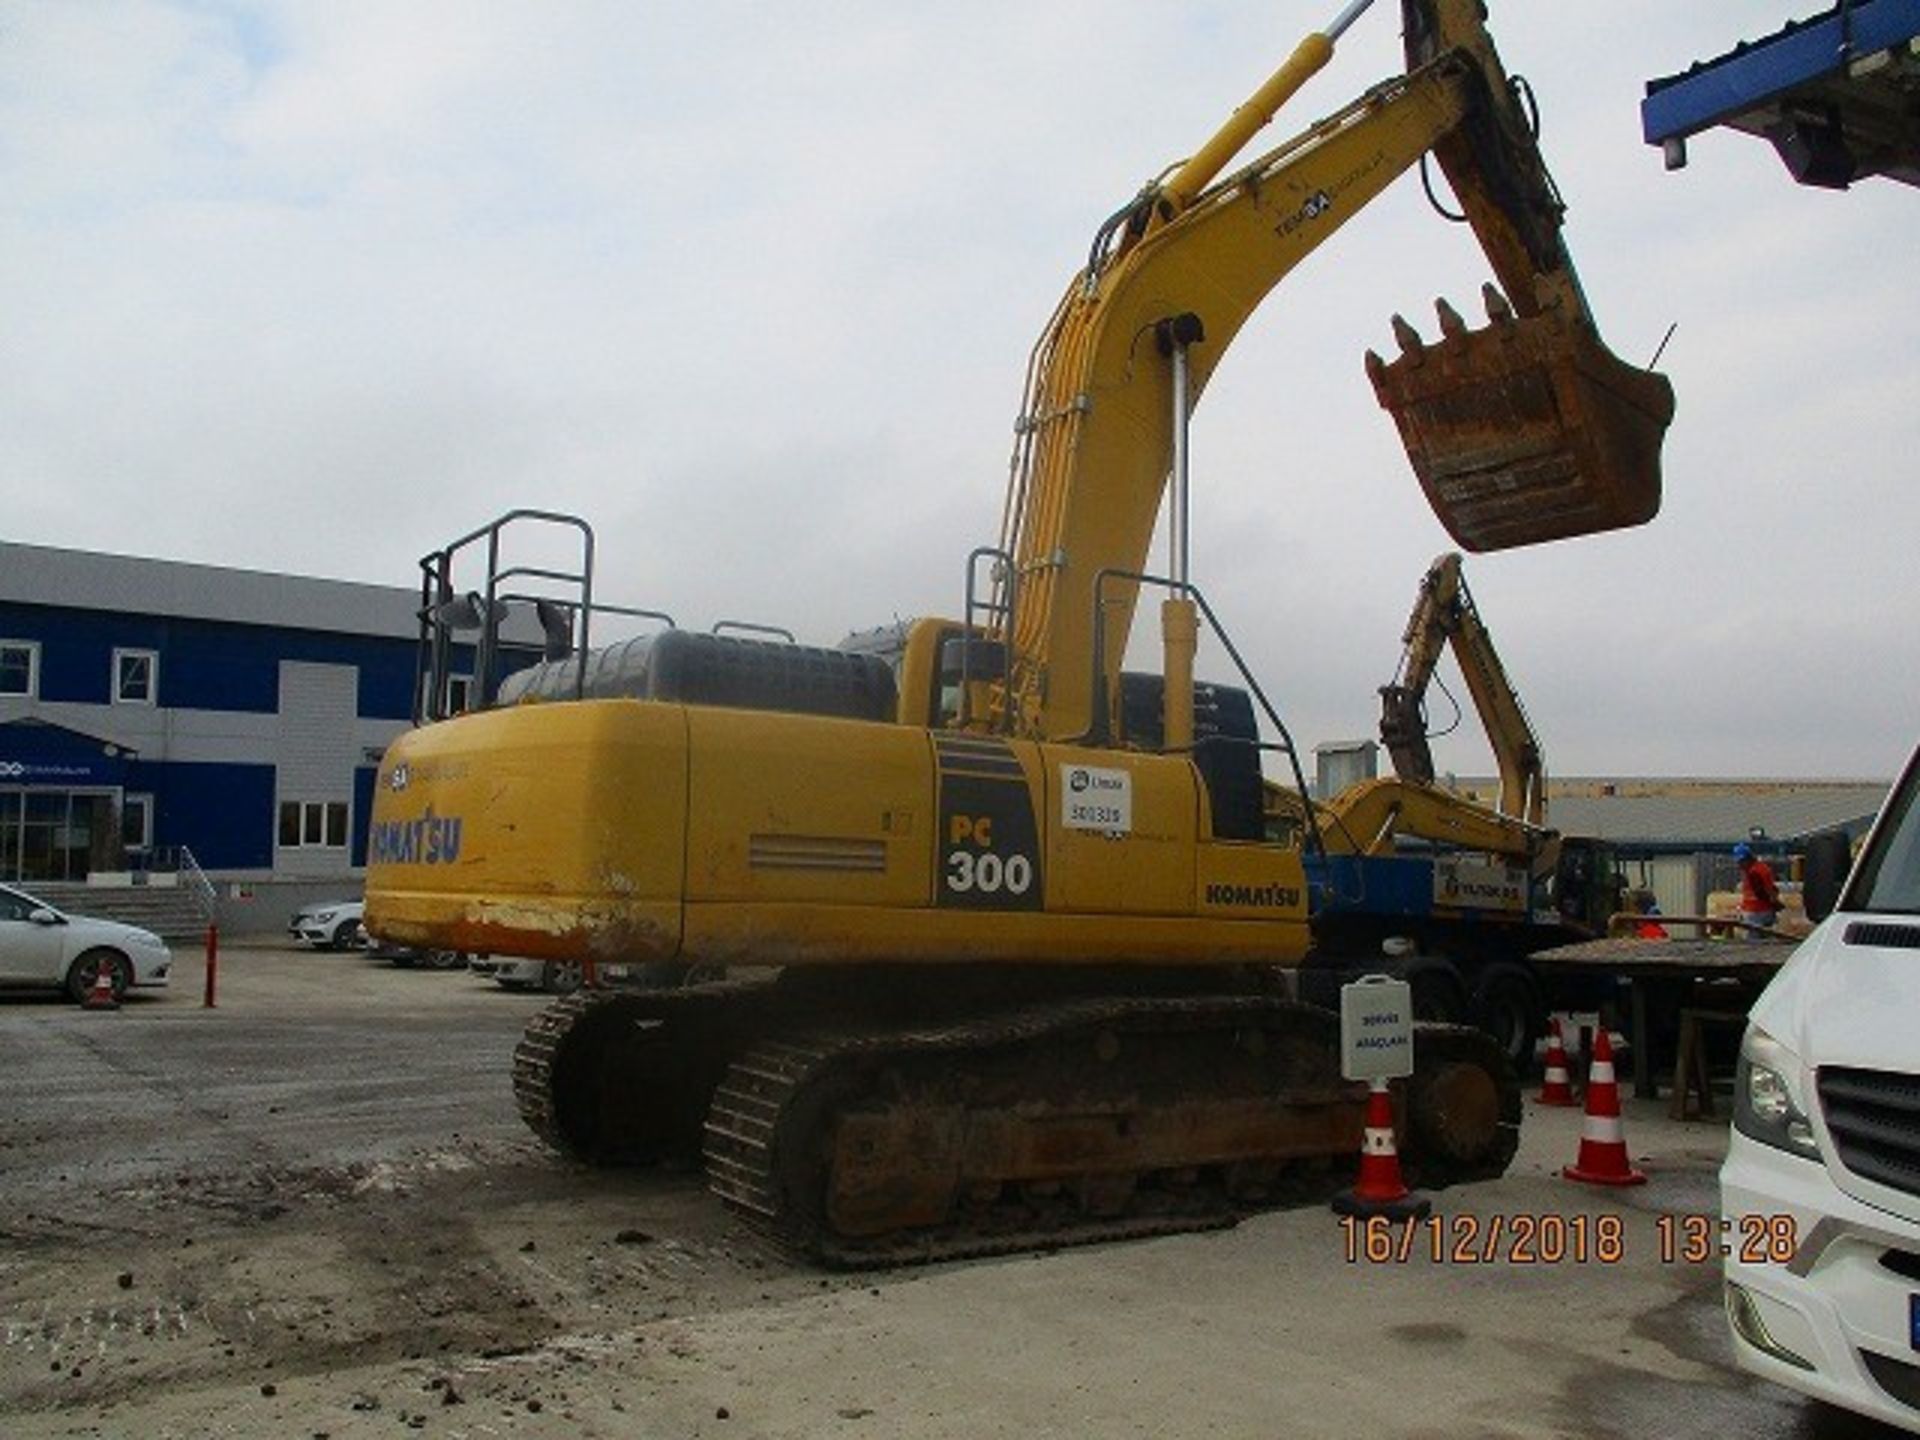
[1369,298,1677,554]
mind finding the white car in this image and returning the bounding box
[288,900,366,950]
[0,882,173,1003]
[1722,742,1920,1429]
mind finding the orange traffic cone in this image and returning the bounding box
[1537,1018,1578,1107]
[1563,1027,1645,1186]
[1332,1081,1431,1220]
[83,958,120,1011]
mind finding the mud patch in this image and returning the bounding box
[1390,1321,1469,1345]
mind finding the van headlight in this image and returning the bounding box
[1734,1026,1821,1161]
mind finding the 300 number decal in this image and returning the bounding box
[946,850,1034,896]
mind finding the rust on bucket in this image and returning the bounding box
[1367,287,1676,553]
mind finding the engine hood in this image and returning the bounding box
[63,913,168,951]
[1752,918,1920,1074]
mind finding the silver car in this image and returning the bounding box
[0,882,173,1003]
[288,899,366,950]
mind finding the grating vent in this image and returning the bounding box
[1861,1349,1920,1412]
[748,835,887,873]
[1819,1067,1920,1199]
[1844,922,1920,950]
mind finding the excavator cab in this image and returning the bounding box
[1368,291,1676,554]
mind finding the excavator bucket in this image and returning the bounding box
[1366,288,1676,552]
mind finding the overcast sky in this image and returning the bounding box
[3,3,1913,780]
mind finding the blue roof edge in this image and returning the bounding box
[1641,0,1920,144]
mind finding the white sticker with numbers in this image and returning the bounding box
[1060,764,1132,834]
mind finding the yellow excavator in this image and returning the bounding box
[1294,551,1625,1064]
[366,0,1673,1264]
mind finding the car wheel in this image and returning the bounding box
[542,960,584,994]
[65,949,129,1005]
[427,949,466,970]
[333,918,366,950]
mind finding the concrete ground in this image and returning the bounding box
[0,941,1906,1440]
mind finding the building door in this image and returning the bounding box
[0,792,19,881]
[0,789,120,882]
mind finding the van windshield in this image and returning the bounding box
[1850,762,1920,914]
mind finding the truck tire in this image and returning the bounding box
[1407,961,1468,1025]
[1470,962,1542,1073]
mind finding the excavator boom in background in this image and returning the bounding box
[366,1,1672,1265]
[1380,551,1545,829]
[1297,551,1626,1064]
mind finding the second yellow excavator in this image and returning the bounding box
[366,1,1673,1264]
[1292,551,1629,1066]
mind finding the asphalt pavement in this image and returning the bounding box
[0,941,1908,1439]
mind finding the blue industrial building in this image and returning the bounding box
[0,539,523,885]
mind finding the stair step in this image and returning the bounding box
[26,883,212,941]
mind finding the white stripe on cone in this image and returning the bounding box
[1582,1113,1625,1144]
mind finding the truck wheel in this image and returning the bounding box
[1407,963,1467,1025]
[1470,962,1542,1073]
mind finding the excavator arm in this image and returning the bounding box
[1379,551,1544,828]
[991,0,1673,745]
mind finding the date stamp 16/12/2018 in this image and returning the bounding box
[1339,1211,1800,1267]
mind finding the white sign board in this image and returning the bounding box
[1060,764,1132,834]
[1339,975,1415,1082]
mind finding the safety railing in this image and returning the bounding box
[1084,566,1326,862]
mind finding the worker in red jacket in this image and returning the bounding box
[1733,842,1781,932]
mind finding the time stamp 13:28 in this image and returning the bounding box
[1340,1212,1800,1266]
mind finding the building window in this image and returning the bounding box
[113,648,158,705]
[122,793,154,851]
[0,640,38,698]
[279,800,349,850]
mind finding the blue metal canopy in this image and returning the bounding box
[1642,0,1920,188]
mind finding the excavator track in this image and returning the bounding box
[512,978,786,1166]
[515,983,1517,1267]
[704,995,1518,1267]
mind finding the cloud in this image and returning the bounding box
[2,1,1912,778]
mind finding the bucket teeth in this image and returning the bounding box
[1435,297,1466,339]
[1364,349,1386,385]
[1390,314,1425,363]
[1482,283,1515,325]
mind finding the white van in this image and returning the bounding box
[1723,744,1920,1426]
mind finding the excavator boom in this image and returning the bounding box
[1380,551,1545,829]
[995,0,1674,742]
